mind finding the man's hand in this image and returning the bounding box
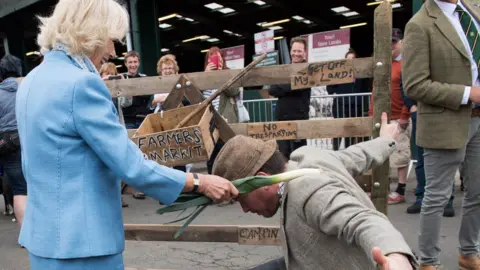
[410,105,417,113]
[379,112,400,140]
[372,247,413,270]
[197,174,239,204]
[470,87,480,103]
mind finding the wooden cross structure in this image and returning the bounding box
[106,0,394,257]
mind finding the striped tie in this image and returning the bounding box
[456,5,480,108]
[456,5,480,68]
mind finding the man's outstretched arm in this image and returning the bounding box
[301,175,417,269]
[332,112,399,178]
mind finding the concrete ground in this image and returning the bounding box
[0,165,465,270]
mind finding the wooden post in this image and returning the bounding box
[162,74,237,142]
[371,0,393,215]
[161,75,187,110]
[174,53,267,129]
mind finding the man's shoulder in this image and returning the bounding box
[406,5,432,28]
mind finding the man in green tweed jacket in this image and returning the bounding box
[403,0,480,269]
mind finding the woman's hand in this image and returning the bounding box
[205,62,217,72]
[197,174,238,203]
[151,94,168,106]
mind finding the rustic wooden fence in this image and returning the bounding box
[105,1,393,268]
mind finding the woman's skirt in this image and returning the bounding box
[29,252,124,270]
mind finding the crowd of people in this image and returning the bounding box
[0,0,478,269]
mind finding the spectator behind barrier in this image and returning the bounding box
[0,54,28,237]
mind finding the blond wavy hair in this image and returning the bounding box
[156,54,179,75]
[37,0,129,56]
[99,62,119,76]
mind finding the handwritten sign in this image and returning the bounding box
[291,59,354,90]
[238,226,281,245]
[135,127,208,166]
[247,122,297,140]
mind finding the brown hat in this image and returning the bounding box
[212,135,278,181]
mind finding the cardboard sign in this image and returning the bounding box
[238,226,281,246]
[291,59,354,89]
[135,127,208,166]
[247,122,297,140]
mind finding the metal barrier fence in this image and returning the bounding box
[244,93,373,150]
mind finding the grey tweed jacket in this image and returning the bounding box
[280,136,418,269]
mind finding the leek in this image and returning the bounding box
[156,168,318,238]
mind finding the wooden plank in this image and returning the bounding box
[238,226,281,246]
[371,1,393,215]
[231,117,373,140]
[182,82,236,142]
[126,268,171,270]
[174,53,267,129]
[106,57,373,97]
[291,59,354,90]
[128,117,373,140]
[124,224,280,245]
[161,75,187,110]
[247,122,297,140]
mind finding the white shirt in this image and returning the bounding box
[434,0,480,104]
[202,89,220,111]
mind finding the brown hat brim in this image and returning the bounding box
[212,136,278,181]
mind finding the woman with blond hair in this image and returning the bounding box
[99,62,124,80]
[15,0,238,268]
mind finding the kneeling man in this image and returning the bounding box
[212,113,417,270]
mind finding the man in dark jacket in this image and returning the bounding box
[327,48,370,150]
[120,51,151,131]
[269,37,311,159]
[120,51,151,200]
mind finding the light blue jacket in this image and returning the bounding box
[16,51,186,259]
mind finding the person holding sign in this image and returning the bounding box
[14,1,238,269]
[269,37,311,159]
[213,112,417,270]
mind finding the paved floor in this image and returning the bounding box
[0,174,465,270]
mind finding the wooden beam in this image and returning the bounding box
[371,1,393,215]
[106,58,373,97]
[228,117,372,140]
[125,268,171,270]
[181,77,237,142]
[174,53,267,129]
[128,117,373,140]
[124,224,281,246]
